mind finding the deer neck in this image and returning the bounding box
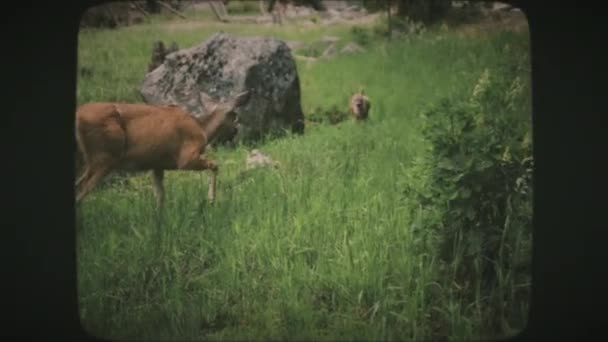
[198,109,229,143]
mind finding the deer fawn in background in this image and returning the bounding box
[350,87,371,121]
[74,90,251,208]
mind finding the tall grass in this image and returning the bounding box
[76,10,532,341]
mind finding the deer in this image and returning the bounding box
[349,87,371,122]
[74,89,251,208]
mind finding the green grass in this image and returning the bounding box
[76,9,532,341]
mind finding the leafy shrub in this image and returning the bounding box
[402,66,533,332]
[371,20,390,39]
[350,26,371,47]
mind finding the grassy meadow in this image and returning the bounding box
[76,4,532,341]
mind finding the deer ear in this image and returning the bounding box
[232,90,251,108]
[199,91,218,114]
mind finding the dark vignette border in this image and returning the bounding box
[4,0,604,340]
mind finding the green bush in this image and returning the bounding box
[350,26,371,46]
[403,66,533,332]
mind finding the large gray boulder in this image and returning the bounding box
[140,32,305,144]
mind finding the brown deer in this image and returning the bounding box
[349,87,371,121]
[74,90,251,208]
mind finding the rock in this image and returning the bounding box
[320,35,341,44]
[326,8,341,18]
[317,1,367,23]
[140,32,305,145]
[321,16,345,26]
[294,54,318,67]
[320,43,338,59]
[340,42,366,55]
[286,40,307,52]
[284,4,315,18]
[344,5,364,13]
[246,149,280,169]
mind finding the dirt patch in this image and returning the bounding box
[345,12,382,26]
[162,19,231,32]
[453,10,529,38]
[156,7,381,33]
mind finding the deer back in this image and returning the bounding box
[120,104,207,166]
[76,103,207,171]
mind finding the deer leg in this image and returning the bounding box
[75,165,112,203]
[178,145,218,172]
[75,166,90,189]
[179,156,219,202]
[152,169,165,208]
[75,169,91,210]
[207,169,217,203]
[180,157,218,171]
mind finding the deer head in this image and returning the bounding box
[350,87,371,121]
[198,90,251,143]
